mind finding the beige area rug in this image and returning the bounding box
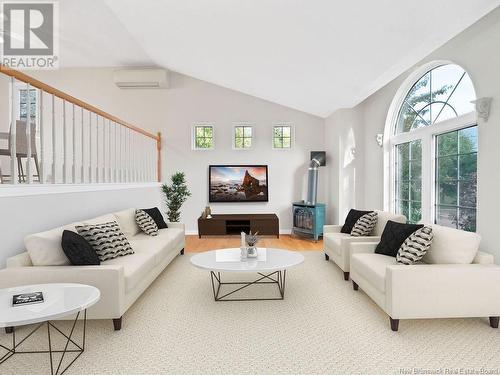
[1,252,500,374]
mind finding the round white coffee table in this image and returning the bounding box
[0,283,100,374]
[190,248,304,301]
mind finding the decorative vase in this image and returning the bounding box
[246,246,258,258]
[240,247,248,260]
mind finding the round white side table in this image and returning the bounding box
[0,283,100,375]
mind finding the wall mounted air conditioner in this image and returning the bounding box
[113,68,169,89]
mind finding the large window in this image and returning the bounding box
[389,63,477,231]
[395,140,422,223]
[435,126,477,231]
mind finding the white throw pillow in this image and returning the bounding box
[351,212,378,237]
[113,208,141,237]
[423,224,481,264]
[25,223,80,266]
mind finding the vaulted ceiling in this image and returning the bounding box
[59,0,500,117]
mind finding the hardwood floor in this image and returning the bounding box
[185,234,323,252]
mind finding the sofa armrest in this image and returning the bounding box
[166,222,185,232]
[323,225,342,234]
[349,241,379,256]
[6,252,32,267]
[473,251,495,264]
[386,264,500,319]
[0,265,126,318]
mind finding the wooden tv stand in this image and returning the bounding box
[197,214,279,238]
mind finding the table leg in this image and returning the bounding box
[0,310,88,375]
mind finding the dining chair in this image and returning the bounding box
[0,120,40,183]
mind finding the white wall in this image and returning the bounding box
[1,68,325,240]
[162,74,325,233]
[325,7,500,261]
[0,185,162,267]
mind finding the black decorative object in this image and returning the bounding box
[142,207,168,229]
[12,292,44,307]
[310,151,326,166]
[375,220,424,257]
[61,230,101,265]
[341,209,373,234]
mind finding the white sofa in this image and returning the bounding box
[0,208,185,330]
[323,210,406,280]
[349,224,500,331]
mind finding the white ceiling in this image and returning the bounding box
[59,0,500,117]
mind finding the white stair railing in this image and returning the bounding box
[0,66,161,186]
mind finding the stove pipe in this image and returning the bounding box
[306,158,321,206]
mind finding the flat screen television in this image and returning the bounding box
[209,165,269,202]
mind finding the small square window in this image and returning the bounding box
[273,124,293,149]
[193,124,214,150]
[234,124,253,150]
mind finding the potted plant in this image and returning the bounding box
[246,231,259,258]
[162,172,191,222]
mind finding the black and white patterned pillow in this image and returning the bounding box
[351,212,378,237]
[135,209,158,236]
[396,226,433,265]
[75,221,134,261]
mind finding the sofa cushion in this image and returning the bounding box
[423,224,481,264]
[129,228,184,265]
[113,209,141,237]
[351,212,378,237]
[373,211,407,236]
[396,226,433,265]
[81,214,116,226]
[142,207,168,229]
[61,230,101,266]
[102,251,156,293]
[351,253,397,292]
[324,232,351,255]
[24,223,80,266]
[341,209,373,234]
[76,221,134,261]
[375,221,423,257]
[135,209,159,236]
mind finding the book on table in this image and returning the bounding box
[12,292,44,307]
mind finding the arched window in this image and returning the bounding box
[387,62,477,231]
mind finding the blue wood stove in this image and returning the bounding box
[292,202,326,241]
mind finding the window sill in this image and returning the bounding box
[0,182,161,198]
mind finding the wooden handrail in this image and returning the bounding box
[0,64,162,183]
[0,65,159,141]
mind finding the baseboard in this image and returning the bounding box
[186,229,292,236]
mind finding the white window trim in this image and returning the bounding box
[232,123,254,150]
[191,123,215,151]
[384,60,478,224]
[272,123,294,150]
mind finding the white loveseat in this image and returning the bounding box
[349,224,500,331]
[0,208,185,330]
[323,210,406,280]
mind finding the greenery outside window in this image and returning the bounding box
[193,124,214,150]
[234,125,253,149]
[273,125,292,149]
[435,126,477,231]
[395,140,422,223]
